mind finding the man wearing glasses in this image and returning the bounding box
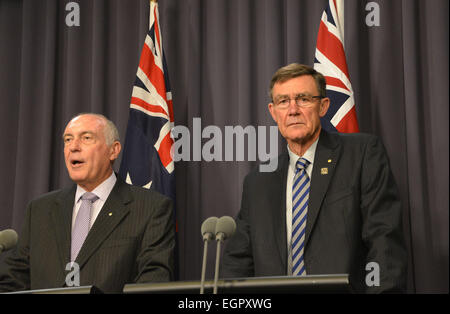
[222,63,407,293]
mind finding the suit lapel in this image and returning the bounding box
[270,153,289,270]
[305,130,341,246]
[75,179,133,269]
[50,186,76,275]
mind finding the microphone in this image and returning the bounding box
[200,217,218,294]
[0,229,18,254]
[213,216,236,294]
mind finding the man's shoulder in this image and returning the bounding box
[120,180,172,204]
[323,131,383,153]
[24,187,74,216]
[30,187,71,204]
[244,153,288,181]
[323,131,390,169]
[327,131,378,144]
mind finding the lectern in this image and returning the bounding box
[3,285,103,294]
[123,274,350,294]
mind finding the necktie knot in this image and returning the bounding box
[296,158,310,172]
[81,192,99,203]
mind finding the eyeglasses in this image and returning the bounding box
[273,94,323,109]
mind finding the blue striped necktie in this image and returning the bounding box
[292,157,310,276]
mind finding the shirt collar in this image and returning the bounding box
[287,137,319,170]
[75,172,117,203]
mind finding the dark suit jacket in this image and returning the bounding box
[0,177,175,293]
[222,130,407,293]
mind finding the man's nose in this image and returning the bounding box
[287,99,301,114]
[69,138,82,151]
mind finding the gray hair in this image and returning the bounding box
[269,63,327,100]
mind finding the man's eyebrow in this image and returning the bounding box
[273,94,289,100]
[62,131,95,139]
[274,93,311,99]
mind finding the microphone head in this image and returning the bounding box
[215,216,236,241]
[201,217,218,240]
[0,229,18,252]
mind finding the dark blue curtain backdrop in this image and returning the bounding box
[0,0,448,293]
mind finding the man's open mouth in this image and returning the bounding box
[71,160,85,166]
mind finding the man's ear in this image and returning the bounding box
[109,141,122,161]
[268,102,277,123]
[319,97,330,118]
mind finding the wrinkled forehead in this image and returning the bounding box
[64,115,106,135]
[272,75,318,97]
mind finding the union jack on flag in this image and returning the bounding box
[314,0,359,133]
[119,1,175,201]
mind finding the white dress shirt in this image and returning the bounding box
[72,172,117,229]
[286,139,318,275]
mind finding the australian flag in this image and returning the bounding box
[119,1,175,201]
[314,0,360,133]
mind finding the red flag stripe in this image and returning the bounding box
[131,97,169,117]
[317,20,350,79]
[153,6,162,54]
[157,132,174,167]
[335,107,360,133]
[325,76,349,92]
[139,43,168,102]
[167,98,174,122]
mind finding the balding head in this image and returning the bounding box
[69,113,120,146]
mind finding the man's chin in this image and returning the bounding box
[68,172,86,185]
[285,131,308,142]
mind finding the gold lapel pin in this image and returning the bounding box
[321,168,328,175]
[108,212,113,217]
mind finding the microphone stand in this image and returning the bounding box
[200,234,211,294]
[213,233,224,295]
[199,217,218,294]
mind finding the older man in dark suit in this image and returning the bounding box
[0,113,175,293]
[221,63,407,293]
